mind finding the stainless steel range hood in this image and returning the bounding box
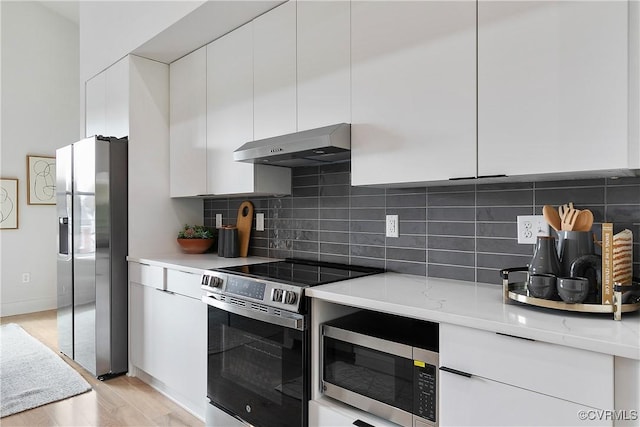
[233,123,350,167]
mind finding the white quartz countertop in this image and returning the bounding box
[126,253,276,275]
[306,273,640,360]
[126,255,639,360]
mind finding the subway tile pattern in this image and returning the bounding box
[204,164,640,285]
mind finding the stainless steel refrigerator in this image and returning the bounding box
[56,135,128,379]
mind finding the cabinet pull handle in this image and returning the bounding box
[156,288,175,295]
[439,366,472,378]
[353,420,375,427]
[448,176,476,181]
[477,174,508,179]
[496,332,535,342]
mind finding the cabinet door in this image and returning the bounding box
[297,0,350,131]
[105,56,129,138]
[478,1,628,177]
[153,288,207,415]
[129,282,162,378]
[351,1,476,186]
[253,1,297,140]
[85,72,106,138]
[170,47,207,197]
[207,23,256,195]
[440,369,610,427]
[130,280,207,417]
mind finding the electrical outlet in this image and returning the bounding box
[215,214,223,228]
[517,215,550,244]
[22,273,30,284]
[256,213,265,231]
[386,215,399,238]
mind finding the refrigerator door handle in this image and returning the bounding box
[58,217,70,255]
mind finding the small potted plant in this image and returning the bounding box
[177,224,215,254]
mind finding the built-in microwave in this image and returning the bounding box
[321,310,439,427]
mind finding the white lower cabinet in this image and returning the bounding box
[309,397,400,427]
[439,367,605,426]
[439,323,614,427]
[129,265,206,419]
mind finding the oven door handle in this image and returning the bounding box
[202,294,305,331]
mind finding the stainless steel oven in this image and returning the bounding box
[201,259,383,427]
[322,310,439,427]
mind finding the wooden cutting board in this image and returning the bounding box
[236,201,254,257]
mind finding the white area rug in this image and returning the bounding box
[0,323,91,417]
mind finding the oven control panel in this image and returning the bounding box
[201,271,303,312]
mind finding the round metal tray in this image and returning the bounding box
[501,267,640,320]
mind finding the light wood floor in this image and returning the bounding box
[0,310,205,427]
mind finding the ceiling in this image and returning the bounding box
[36,1,284,64]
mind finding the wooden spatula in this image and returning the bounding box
[558,202,574,222]
[561,207,580,231]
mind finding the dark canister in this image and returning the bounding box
[217,226,226,257]
[556,231,595,276]
[223,226,239,258]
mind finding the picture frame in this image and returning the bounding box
[27,155,56,205]
[0,178,19,229]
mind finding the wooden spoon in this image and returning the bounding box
[573,209,594,232]
[542,205,561,232]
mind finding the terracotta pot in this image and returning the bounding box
[176,238,214,254]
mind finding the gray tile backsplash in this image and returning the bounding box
[204,163,640,285]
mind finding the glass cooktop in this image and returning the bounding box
[214,258,384,287]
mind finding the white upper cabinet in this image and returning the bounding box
[207,22,291,196]
[478,1,632,177]
[169,46,207,197]
[85,57,129,139]
[350,1,477,186]
[297,0,350,131]
[207,23,256,195]
[253,1,297,140]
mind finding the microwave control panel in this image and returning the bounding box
[415,363,437,423]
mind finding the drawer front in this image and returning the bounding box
[439,323,613,410]
[129,262,165,289]
[166,269,202,299]
[439,366,612,427]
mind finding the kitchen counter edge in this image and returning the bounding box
[126,254,276,275]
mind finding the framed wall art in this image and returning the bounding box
[0,178,19,229]
[27,155,56,205]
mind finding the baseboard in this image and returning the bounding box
[1,298,57,317]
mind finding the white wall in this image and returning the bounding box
[1,1,80,316]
